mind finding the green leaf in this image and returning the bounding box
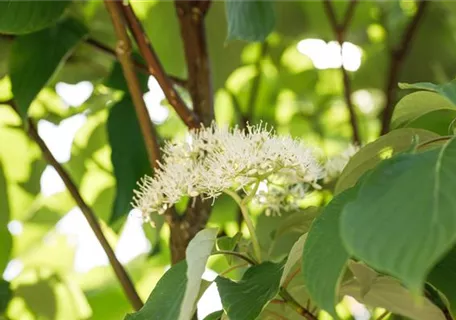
[347,261,377,297]
[399,80,456,106]
[341,137,456,295]
[280,233,307,287]
[302,187,358,318]
[0,280,12,314]
[225,1,275,42]
[0,1,68,34]
[125,261,187,320]
[392,91,456,129]
[341,263,446,320]
[215,261,284,320]
[107,96,152,224]
[335,128,438,194]
[406,109,456,136]
[179,228,218,320]
[428,246,456,315]
[257,207,317,261]
[274,207,319,239]
[203,310,224,320]
[216,232,243,265]
[10,18,88,119]
[0,162,11,275]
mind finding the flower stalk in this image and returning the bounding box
[224,188,262,263]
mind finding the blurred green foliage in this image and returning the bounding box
[1,1,456,319]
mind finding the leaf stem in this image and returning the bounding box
[417,136,453,150]
[224,188,262,263]
[220,262,249,276]
[212,250,257,266]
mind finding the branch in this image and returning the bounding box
[380,1,428,134]
[174,0,214,126]
[117,2,200,129]
[376,310,390,320]
[103,0,161,171]
[282,266,301,289]
[4,100,143,311]
[0,33,187,89]
[85,37,187,88]
[279,287,317,320]
[323,0,361,145]
[211,250,257,266]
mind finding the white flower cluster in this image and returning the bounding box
[256,182,308,216]
[132,123,323,218]
[324,144,359,182]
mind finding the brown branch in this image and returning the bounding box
[103,0,161,171]
[4,100,143,311]
[174,0,214,126]
[85,37,188,88]
[380,1,428,135]
[0,33,187,89]
[323,0,361,145]
[117,2,200,129]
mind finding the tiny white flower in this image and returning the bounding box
[132,123,323,219]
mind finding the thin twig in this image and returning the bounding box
[212,250,257,266]
[279,287,318,320]
[380,1,428,134]
[376,310,390,320]
[323,0,361,144]
[0,33,187,89]
[417,135,452,150]
[118,2,200,129]
[85,37,188,88]
[4,100,143,311]
[220,262,248,276]
[103,0,161,171]
[282,266,301,289]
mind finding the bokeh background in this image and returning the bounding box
[1,1,455,319]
